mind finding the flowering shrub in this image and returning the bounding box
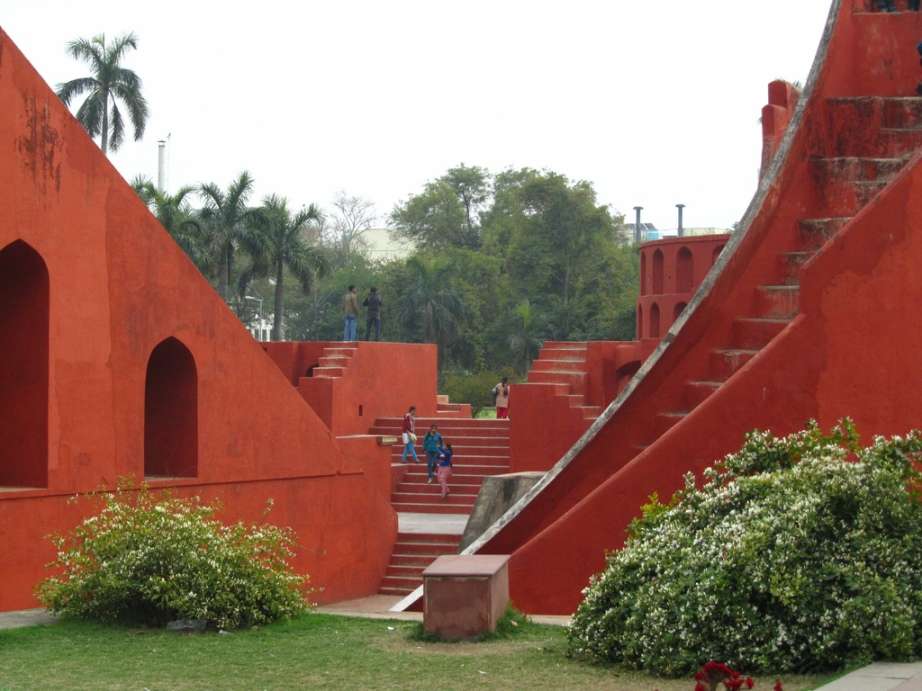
[568,421,922,675]
[38,485,310,629]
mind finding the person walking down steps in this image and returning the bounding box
[437,443,454,500]
[423,424,443,483]
[493,376,511,419]
[401,406,419,463]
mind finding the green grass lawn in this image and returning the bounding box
[0,614,835,690]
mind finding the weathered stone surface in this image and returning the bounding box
[460,472,544,551]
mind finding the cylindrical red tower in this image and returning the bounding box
[637,234,730,344]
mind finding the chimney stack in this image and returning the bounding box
[157,139,166,192]
[633,206,644,244]
[676,203,686,237]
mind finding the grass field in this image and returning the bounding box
[0,613,835,690]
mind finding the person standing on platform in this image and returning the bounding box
[493,376,511,419]
[343,285,359,341]
[363,287,383,341]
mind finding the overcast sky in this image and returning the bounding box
[4,1,832,231]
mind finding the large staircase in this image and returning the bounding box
[525,341,602,421]
[636,100,920,449]
[369,415,511,595]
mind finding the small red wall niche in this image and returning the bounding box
[0,241,48,488]
[676,247,694,293]
[145,338,198,478]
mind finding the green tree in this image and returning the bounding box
[255,195,328,340]
[390,164,489,250]
[396,257,465,359]
[132,176,208,271]
[56,33,149,155]
[507,299,541,372]
[197,172,262,302]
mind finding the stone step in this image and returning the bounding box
[577,405,602,419]
[684,380,722,410]
[392,502,475,515]
[709,348,759,380]
[392,456,511,468]
[530,359,589,373]
[810,156,906,181]
[373,417,509,429]
[311,366,345,378]
[780,251,815,284]
[393,489,477,503]
[396,481,489,496]
[389,443,510,454]
[391,553,439,567]
[391,541,460,556]
[799,217,852,250]
[401,468,509,482]
[385,564,426,578]
[654,411,688,438]
[317,355,351,367]
[538,347,588,361]
[755,284,800,319]
[731,317,790,349]
[322,347,356,358]
[379,575,423,592]
[527,370,587,395]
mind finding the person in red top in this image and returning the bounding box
[401,405,419,463]
[493,377,510,419]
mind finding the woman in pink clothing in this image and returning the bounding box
[437,443,453,499]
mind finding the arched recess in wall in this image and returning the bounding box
[640,252,647,296]
[674,302,687,320]
[637,305,644,340]
[676,247,694,292]
[615,360,642,394]
[0,241,49,488]
[652,250,664,294]
[650,303,661,339]
[145,337,198,478]
[712,245,725,266]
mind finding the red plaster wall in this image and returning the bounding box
[264,341,439,436]
[0,28,395,611]
[476,3,922,613]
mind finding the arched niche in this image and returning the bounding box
[640,252,647,296]
[652,249,664,294]
[677,247,694,293]
[0,241,49,487]
[145,337,198,478]
[650,303,661,339]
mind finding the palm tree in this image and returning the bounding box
[397,257,464,360]
[255,195,328,340]
[197,172,262,302]
[507,299,541,372]
[132,176,208,270]
[56,33,149,155]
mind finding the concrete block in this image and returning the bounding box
[460,472,544,550]
[423,555,510,641]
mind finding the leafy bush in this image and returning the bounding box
[568,421,922,675]
[38,485,310,629]
[441,368,516,416]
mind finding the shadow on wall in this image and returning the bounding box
[0,240,48,488]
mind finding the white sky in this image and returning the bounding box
[4,0,832,231]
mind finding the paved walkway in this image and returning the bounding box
[398,512,468,535]
[817,663,922,690]
[0,608,55,630]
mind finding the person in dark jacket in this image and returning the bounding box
[363,287,383,341]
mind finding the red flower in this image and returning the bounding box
[745,678,755,689]
[725,679,744,690]
[774,680,784,691]
[694,683,708,691]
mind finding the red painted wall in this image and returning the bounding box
[476,3,922,613]
[263,341,439,436]
[0,29,395,611]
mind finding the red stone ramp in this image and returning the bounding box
[0,28,394,610]
[453,0,922,614]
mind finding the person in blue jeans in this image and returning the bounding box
[423,424,443,483]
[343,285,359,341]
[401,406,419,463]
